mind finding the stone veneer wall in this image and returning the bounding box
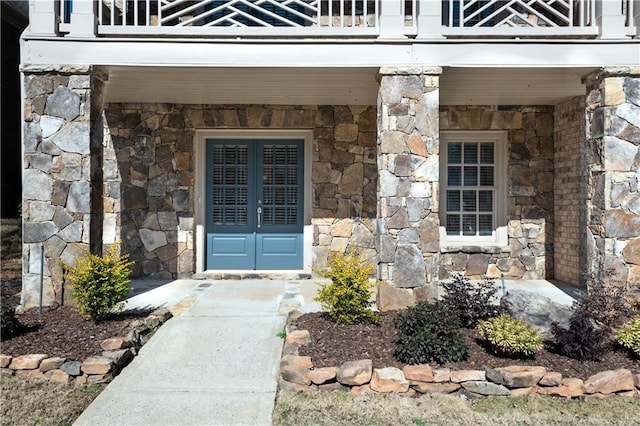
[103,104,377,277]
[439,106,555,280]
[584,68,640,299]
[553,96,586,285]
[376,67,442,310]
[21,66,106,309]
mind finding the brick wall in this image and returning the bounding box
[553,96,585,285]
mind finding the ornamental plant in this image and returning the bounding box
[581,274,635,328]
[394,300,468,364]
[551,305,611,362]
[615,317,640,357]
[1,302,23,340]
[441,273,500,328]
[314,249,379,325]
[477,314,543,357]
[64,244,133,322]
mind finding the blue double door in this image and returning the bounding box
[206,139,304,270]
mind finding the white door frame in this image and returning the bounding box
[194,129,314,274]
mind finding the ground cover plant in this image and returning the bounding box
[477,314,543,357]
[616,317,640,357]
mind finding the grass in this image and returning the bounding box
[0,376,104,426]
[273,391,640,426]
[1,218,22,282]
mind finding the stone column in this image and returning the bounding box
[376,67,441,311]
[21,65,107,309]
[583,67,640,301]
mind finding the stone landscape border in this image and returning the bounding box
[0,308,172,385]
[279,328,640,399]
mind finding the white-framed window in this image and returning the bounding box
[439,131,508,247]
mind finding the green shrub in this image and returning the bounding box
[0,303,23,340]
[441,273,500,329]
[477,314,543,357]
[314,249,379,325]
[615,317,640,357]
[64,244,133,322]
[394,301,468,364]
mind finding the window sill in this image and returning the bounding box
[438,226,508,252]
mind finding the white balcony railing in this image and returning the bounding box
[443,0,597,37]
[40,0,638,39]
[95,0,385,36]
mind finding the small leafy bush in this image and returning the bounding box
[477,314,543,357]
[441,273,500,328]
[314,249,379,325]
[615,317,640,357]
[1,303,23,339]
[64,244,133,322]
[582,274,635,328]
[551,306,611,361]
[394,301,468,364]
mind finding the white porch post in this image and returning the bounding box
[634,0,640,37]
[378,0,405,39]
[598,0,627,39]
[67,0,97,38]
[28,0,57,36]
[417,0,445,39]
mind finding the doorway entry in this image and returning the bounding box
[205,139,304,269]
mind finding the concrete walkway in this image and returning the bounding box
[74,279,321,426]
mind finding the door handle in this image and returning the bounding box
[257,207,262,228]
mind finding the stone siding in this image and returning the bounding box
[376,67,442,308]
[103,104,377,277]
[311,105,378,266]
[584,68,640,298]
[21,66,106,309]
[439,105,555,280]
[553,96,585,285]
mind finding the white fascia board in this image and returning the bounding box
[21,38,640,68]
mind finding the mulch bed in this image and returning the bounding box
[1,286,151,362]
[292,312,640,381]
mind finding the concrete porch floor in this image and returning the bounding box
[125,276,579,315]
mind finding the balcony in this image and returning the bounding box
[31,0,638,40]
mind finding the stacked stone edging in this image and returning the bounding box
[0,308,172,385]
[280,329,640,399]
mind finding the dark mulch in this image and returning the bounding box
[293,312,640,380]
[1,291,151,362]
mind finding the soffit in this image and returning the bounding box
[103,66,596,106]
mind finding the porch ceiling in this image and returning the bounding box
[103,66,597,106]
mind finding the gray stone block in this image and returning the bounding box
[394,244,426,288]
[51,122,90,154]
[500,289,573,338]
[24,221,58,243]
